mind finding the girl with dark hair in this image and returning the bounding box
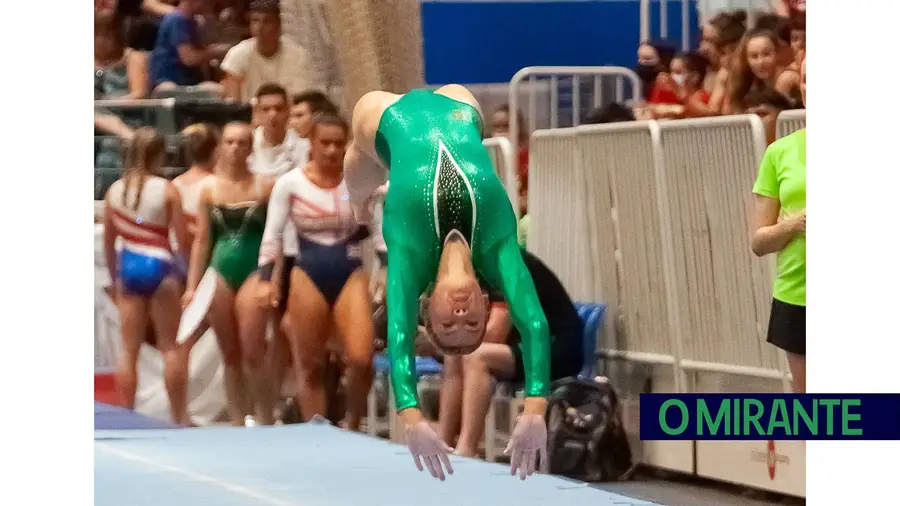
[258,114,379,432]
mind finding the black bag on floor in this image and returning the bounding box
[545,376,636,482]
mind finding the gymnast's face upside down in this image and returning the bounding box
[422,232,491,355]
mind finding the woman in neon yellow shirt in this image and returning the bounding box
[751,57,806,393]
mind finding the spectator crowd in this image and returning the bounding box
[93,0,806,460]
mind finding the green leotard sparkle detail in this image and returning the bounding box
[209,200,267,292]
[376,89,551,411]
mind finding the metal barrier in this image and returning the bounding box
[777,109,806,139]
[482,136,520,221]
[507,66,643,160]
[528,115,790,386]
[527,114,804,492]
[526,129,594,302]
[640,0,694,51]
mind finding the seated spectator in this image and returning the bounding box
[701,9,748,113]
[220,0,319,103]
[585,102,636,124]
[289,90,339,139]
[149,0,231,96]
[744,88,795,145]
[249,83,310,177]
[728,28,797,113]
[430,249,583,457]
[95,15,149,100]
[197,0,249,49]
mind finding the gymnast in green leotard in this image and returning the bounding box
[184,122,277,427]
[345,85,549,481]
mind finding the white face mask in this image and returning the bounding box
[672,74,686,86]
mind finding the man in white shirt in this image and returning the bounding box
[246,82,306,408]
[249,83,310,177]
[220,0,322,103]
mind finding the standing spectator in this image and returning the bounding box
[249,84,309,177]
[702,9,748,113]
[754,14,802,105]
[636,41,677,100]
[728,28,798,113]
[220,0,319,103]
[775,0,805,26]
[149,0,231,95]
[646,52,715,119]
[750,57,806,393]
[289,90,339,138]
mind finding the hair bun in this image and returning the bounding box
[731,9,748,23]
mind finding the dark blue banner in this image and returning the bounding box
[639,394,900,440]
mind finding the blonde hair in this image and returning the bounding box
[121,127,165,210]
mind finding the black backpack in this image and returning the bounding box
[545,376,636,482]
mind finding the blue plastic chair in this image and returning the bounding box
[368,354,443,437]
[574,302,607,379]
[484,301,607,461]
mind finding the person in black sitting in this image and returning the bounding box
[374,249,583,457]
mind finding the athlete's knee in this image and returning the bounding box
[242,338,266,368]
[297,350,327,384]
[217,336,242,366]
[343,350,373,378]
[162,350,188,383]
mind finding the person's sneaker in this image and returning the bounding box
[244,415,258,428]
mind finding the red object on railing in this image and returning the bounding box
[94,372,120,406]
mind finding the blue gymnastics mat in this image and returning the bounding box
[95,402,180,430]
[95,422,664,506]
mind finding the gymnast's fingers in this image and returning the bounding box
[525,449,536,477]
[424,455,440,480]
[519,450,531,480]
[412,453,424,472]
[430,455,446,481]
[438,450,454,476]
[539,444,549,474]
[509,446,521,476]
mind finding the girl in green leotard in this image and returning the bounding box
[184,122,277,426]
[346,85,549,481]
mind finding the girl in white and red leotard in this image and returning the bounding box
[258,114,382,431]
[103,127,191,425]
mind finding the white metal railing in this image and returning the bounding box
[777,109,806,139]
[527,114,792,391]
[482,136,520,221]
[640,0,694,51]
[507,66,643,161]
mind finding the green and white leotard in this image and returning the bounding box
[376,89,550,411]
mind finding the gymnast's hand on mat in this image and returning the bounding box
[505,413,548,480]
[403,411,454,481]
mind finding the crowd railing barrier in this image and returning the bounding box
[507,66,643,160]
[776,109,806,139]
[482,136,520,221]
[526,114,805,495]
